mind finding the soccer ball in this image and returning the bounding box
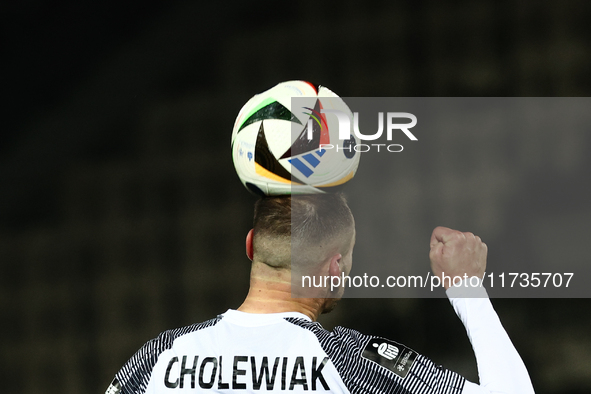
[231,80,360,196]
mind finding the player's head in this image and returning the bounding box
[250,193,355,275]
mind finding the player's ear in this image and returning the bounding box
[328,253,342,277]
[245,229,254,261]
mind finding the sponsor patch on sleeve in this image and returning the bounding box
[361,337,418,378]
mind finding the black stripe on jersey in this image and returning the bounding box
[113,316,222,394]
[285,318,464,394]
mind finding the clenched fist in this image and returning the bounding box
[429,226,487,289]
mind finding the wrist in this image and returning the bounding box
[445,277,488,299]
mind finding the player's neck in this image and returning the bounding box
[237,262,325,321]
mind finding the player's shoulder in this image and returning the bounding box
[285,318,465,394]
[284,316,377,351]
[153,315,222,349]
[284,318,409,377]
[107,315,223,394]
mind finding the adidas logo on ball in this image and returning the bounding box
[231,81,361,196]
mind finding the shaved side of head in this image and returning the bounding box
[252,194,355,272]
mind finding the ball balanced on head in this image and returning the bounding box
[231,81,360,196]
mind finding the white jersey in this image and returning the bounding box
[106,282,534,394]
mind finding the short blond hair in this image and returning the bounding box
[252,194,354,269]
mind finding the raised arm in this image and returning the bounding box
[429,226,535,394]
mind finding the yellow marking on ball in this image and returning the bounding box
[316,170,356,187]
[255,162,301,185]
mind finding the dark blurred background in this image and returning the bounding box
[1,1,590,393]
